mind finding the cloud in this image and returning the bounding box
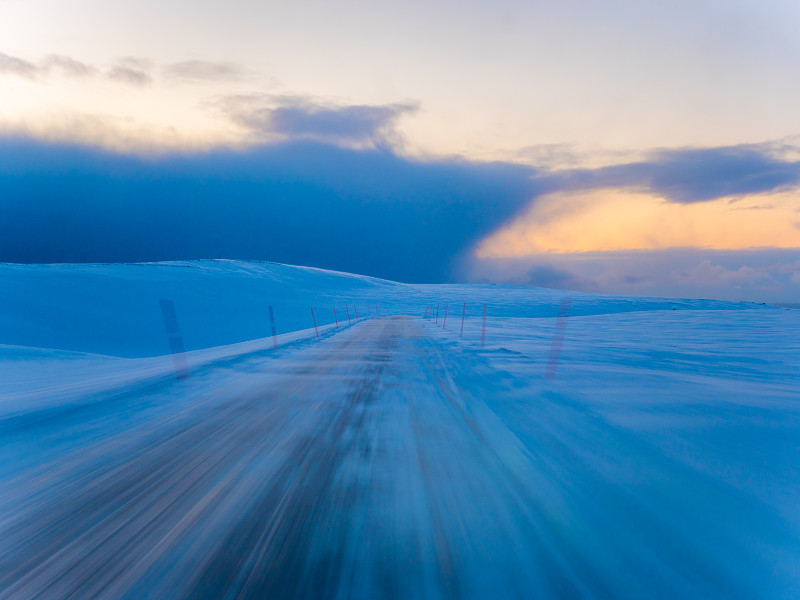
[0,135,540,283]
[525,264,580,288]
[516,143,584,168]
[115,56,154,70]
[164,60,246,81]
[729,203,775,211]
[470,141,800,301]
[0,51,252,88]
[107,65,152,86]
[0,52,98,79]
[557,145,800,203]
[0,52,38,79]
[464,248,800,302]
[218,95,419,149]
[43,55,98,77]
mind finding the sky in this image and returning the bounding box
[2,0,800,301]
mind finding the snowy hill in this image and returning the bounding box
[0,259,764,358]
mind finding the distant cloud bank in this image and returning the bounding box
[464,248,800,304]
[1,113,800,300]
[0,136,538,283]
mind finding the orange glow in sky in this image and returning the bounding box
[476,189,800,257]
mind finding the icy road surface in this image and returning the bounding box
[1,316,798,599]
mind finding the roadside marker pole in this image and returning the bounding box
[442,305,448,329]
[355,306,359,320]
[269,306,278,349]
[435,302,439,324]
[460,302,466,337]
[424,306,429,319]
[333,305,339,329]
[311,308,319,338]
[346,305,351,324]
[481,303,487,348]
[159,299,189,380]
[368,305,372,317]
[546,299,572,379]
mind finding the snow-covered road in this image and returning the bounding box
[1,315,797,599]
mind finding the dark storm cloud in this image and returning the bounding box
[219,95,418,148]
[0,136,541,283]
[165,60,246,81]
[557,145,800,203]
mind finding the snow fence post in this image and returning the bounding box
[269,306,278,349]
[545,298,572,379]
[311,308,319,338]
[159,299,189,380]
[481,303,487,348]
[442,305,448,329]
[355,306,359,320]
[333,305,339,329]
[346,305,351,324]
[435,302,439,324]
[460,302,466,337]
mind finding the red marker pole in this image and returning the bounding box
[159,299,189,380]
[333,305,339,329]
[546,299,572,379]
[442,305,448,329]
[481,303,487,348]
[346,305,351,324]
[311,308,319,338]
[460,302,466,337]
[269,305,278,349]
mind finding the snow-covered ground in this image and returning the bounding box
[1,260,798,598]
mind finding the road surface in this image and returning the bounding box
[0,317,794,599]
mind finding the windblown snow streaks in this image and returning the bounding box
[0,316,798,599]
